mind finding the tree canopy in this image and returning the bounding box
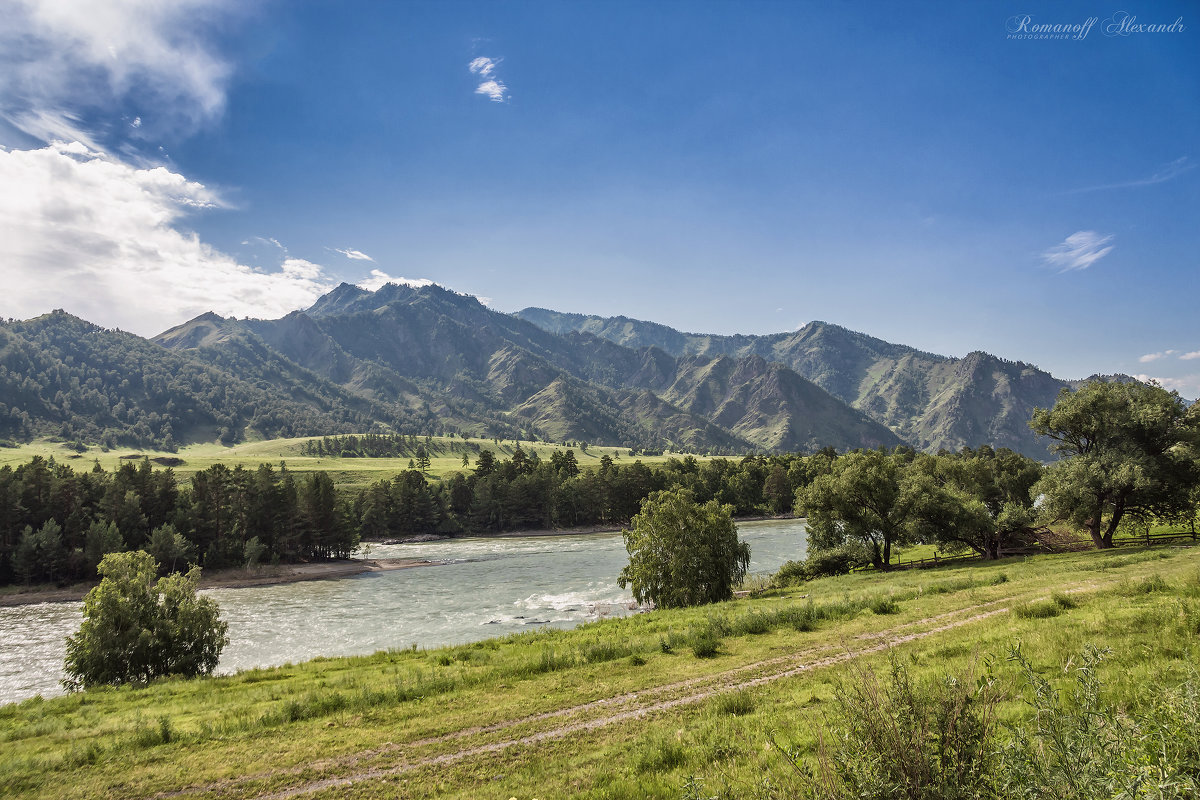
[797,448,925,570]
[618,487,750,608]
[1030,381,1200,548]
[63,550,228,690]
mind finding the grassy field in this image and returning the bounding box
[0,436,707,491]
[2,543,1198,799]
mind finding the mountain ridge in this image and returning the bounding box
[513,306,1110,458]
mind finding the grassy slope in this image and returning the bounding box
[2,545,1197,799]
[0,436,705,491]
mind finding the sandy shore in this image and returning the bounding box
[0,558,439,608]
[369,516,799,542]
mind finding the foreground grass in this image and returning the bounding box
[0,436,705,490]
[3,545,1198,799]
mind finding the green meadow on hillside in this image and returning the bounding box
[0,435,702,490]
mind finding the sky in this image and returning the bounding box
[0,0,1197,394]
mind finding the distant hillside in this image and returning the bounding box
[153,284,901,453]
[516,307,1088,458]
[7,283,1103,456]
[0,311,394,449]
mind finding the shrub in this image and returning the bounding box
[771,656,998,800]
[690,627,722,659]
[63,551,228,690]
[713,690,755,716]
[868,595,900,615]
[777,542,875,584]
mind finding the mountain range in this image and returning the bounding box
[0,283,1120,457]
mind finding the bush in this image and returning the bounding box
[774,542,874,585]
[772,656,998,800]
[63,551,228,690]
[739,645,1200,800]
[713,690,755,716]
[690,626,723,659]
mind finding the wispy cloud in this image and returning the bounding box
[332,247,374,261]
[1180,351,1200,361]
[468,56,509,102]
[1139,350,1177,363]
[0,142,334,335]
[1067,156,1196,194]
[1042,231,1115,272]
[356,269,434,292]
[474,80,508,102]
[0,0,240,145]
[468,57,498,77]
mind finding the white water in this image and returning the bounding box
[0,519,806,706]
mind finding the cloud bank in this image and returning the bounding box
[0,142,336,336]
[0,0,239,143]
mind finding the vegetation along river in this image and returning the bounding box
[0,519,807,705]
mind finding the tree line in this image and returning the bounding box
[796,380,1200,574]
[5,380,1196,588]
[0,457,355,585]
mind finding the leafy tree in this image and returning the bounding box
[243,535,267,568]
[911,448,1044,560]
[63,550,228,690]
[1030,381,1200,549]
[147,523,196,574]
[12,520,67,584]
[83,520,124,571]
[618,487,750,608]
[797,449,925,570]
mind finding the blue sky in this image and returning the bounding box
[0,1,1196,393]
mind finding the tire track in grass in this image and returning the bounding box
[248,605,1013,800]
[154,595,1019,800]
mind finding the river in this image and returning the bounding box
[0,519,807,706]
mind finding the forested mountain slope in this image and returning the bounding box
[155,284,900,453]
[516,307,1087,458]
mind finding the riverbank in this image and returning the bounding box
[0,557,439,607]
[368,515,800,543]
[3,545,1196,799]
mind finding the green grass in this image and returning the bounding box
[0,435,711,492]
[1,545,1197,799]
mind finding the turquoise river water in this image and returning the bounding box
[0,518,807,705]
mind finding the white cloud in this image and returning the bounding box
[1042,231,1115,272]
[0,0,239,143]
[468,56,508,102]
[356,269,434,292]
[1181,351,1200,361]
[1134,373,1200,398]
[474,80,508,102]
[0,142,335,335]
[468,57,497,77]
[333,247,374,261]
[1139,350,1177,363]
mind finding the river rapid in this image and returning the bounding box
[0,519,807,706]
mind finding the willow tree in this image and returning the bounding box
[618,487,750,608]
[1030,380,1200,549]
